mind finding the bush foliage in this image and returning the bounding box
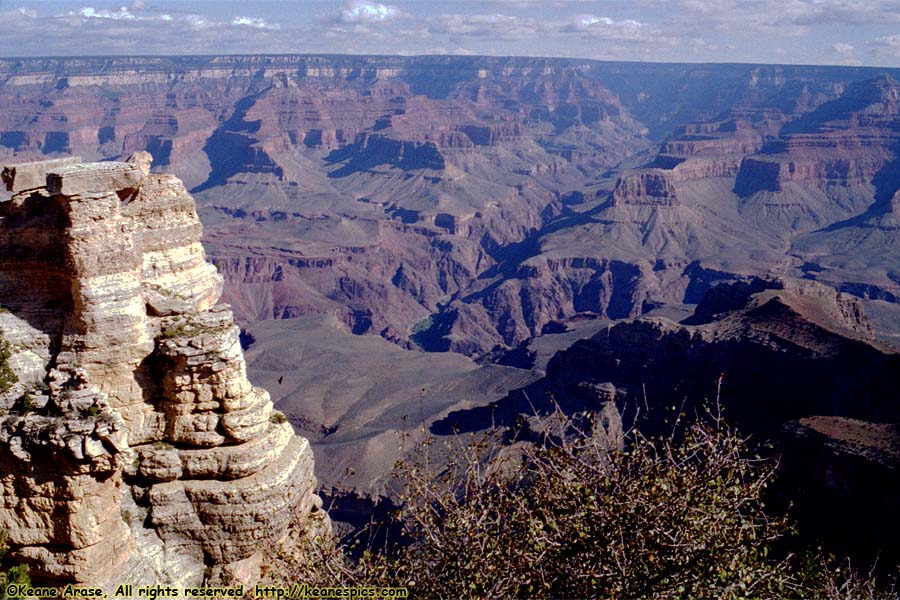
[270,407,896,599]
[0,529,29,600]
[0,340,17,393]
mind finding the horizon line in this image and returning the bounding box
[0,52,897,72]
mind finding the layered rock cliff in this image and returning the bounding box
[735,76,900,196]
[0,155,326,584]
[2,56,900,358]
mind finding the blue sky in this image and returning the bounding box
[1,0,899,66]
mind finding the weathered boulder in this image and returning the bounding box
[46,161,144,196]
[1,156,81,193]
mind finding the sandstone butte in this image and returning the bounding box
[0,153,328,585]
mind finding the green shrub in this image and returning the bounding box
[0,340,17,393]
[157,321,229,341]
[0,529,30,600]
[157,324,191,340]
[269,409,896,599]
[16,393,35,415]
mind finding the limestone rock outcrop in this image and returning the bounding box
[611,114,777,207]
[735,76,900,196]
[611,170,680,207]
[0,154,326,584]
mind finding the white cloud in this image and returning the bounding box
[422,10,664,49]
[792,0,900,26]
[643,0,900,37]
[431,13,541,39]
[185,14,209,29]
[80,6,137,20]
[829,43,862,65]
[74,4,195,26]
[340,1,403,24]
[568,14,646,40]
[581,16,613,27]
[424,10,657,45]
[875,34,900,48]
[871,34,900,58]
[831,42,855,56]
[0,0,898,66]
[232,16,279,30]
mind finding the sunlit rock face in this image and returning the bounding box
[0,153,327,585]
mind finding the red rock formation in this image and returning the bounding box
[611,170,680,206]
[735,76,900,196]
[613,113,783,206]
